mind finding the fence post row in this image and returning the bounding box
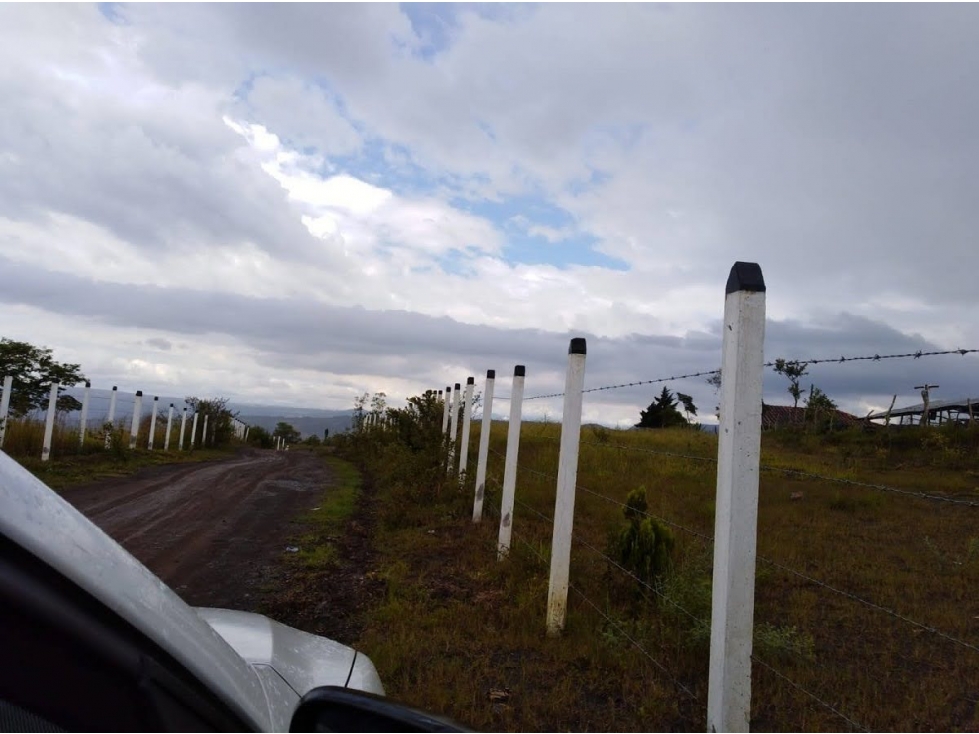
[498,366,526,558]
[148,396,159,450]
[78,381,91,446]
[41,382,58,462]
[442,386,451,434]
[707,262,767,733]
[546,338,587,637]
[473,370,495,522]
[458,377,475,477]
[0,375,12,449]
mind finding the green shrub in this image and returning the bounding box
[612,486,674,586]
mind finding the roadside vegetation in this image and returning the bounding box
[333,390,979,732]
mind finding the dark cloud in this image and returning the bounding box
[2,257,974,421]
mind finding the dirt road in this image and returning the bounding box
[63,449,331,610]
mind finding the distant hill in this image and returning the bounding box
[237,413,354,439]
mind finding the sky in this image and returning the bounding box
[1,3,978,427]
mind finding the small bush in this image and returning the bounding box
[612,486,674,586]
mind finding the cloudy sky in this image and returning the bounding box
[2,3,978,426]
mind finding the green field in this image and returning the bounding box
[349,419,979,732]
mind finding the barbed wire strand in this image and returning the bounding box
[751,655,866,732]
[542,436,978,508]
[519,347,978,401]
[523,368,722,401]
[759,464,979,508]
[758,556,979,655]
[509,528,698,700]
[490,448,979,652]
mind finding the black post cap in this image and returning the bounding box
[725,262,766,294]
[438,389,443,395]
[487,369,495,379]
[169,403,174,407]
[569,337,587,355]
[85,381,91,388]
[514,365,526,376]
[467,376,475,385]
[136,390,142,396]
[446,385,451,392]
[454,383,461,389]
[154,396,159,401]
[111,386,117,391]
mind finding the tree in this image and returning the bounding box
[0,338,86,417]
[246,425,273,449]
[185,396,238,447]
[636,387,687,429]
[274,421,301,444]
[773,358,810,408]
[804,385,838,429]
[676,392,698,422]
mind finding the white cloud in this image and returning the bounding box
[2,3,978,420]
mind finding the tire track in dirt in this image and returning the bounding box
[62,449,333,610]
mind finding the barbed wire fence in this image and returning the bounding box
[0,378,254,460]
[432,262,979,731]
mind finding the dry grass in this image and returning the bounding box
[353,421,979,732]
[3,415,236,490]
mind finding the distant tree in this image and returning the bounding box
[303,434,322,446]
[676,392,698,422]
[274,421,301,444]
[185,396,237,447]
[773,358,810,408]
[804,385,838,429]
[636,387,687,429]
[246,425,273,449]
[0,337,86,417]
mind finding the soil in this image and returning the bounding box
[62,449,378,642]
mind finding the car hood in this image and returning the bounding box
[0,451,272,731]
[196,608,361,690]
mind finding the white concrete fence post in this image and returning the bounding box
[458,376,475,477]
[148,396,159,450]
[202,414,209,449]
[104,386,117,449]
[79,381,91,446]
[41,382,59,462]
[498,365,526,558]
[0,375,13,449]
[473,369,496,522]
[129,390,143,449]
[190,411,199,449]
[244,426,249,441]
[707,262,767,734]
[447,382,461,471]
[546,338,587,637]
[442,386,451,434]
[179,407,188,450]
[165,404,174,450]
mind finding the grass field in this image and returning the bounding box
[351,420,979,732]
[2,415,240,489]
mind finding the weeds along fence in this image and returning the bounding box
[365,261,979,732]
[0,378,252,462]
